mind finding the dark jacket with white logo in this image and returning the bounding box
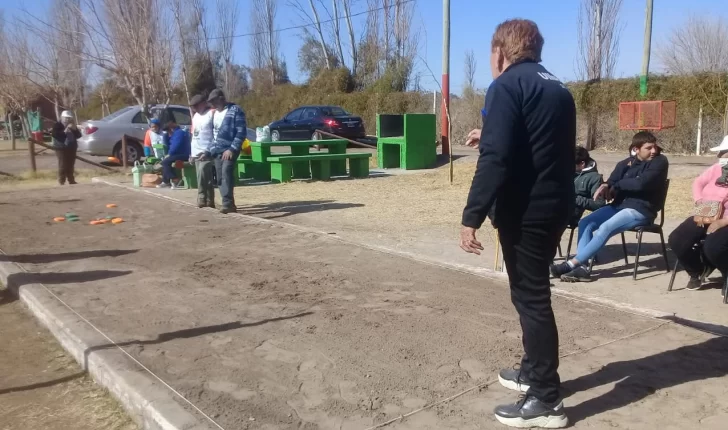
[462,61,576,229]
[607,154,669,221]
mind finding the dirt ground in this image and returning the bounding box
[1,184,727,429]
[0,287,137,430]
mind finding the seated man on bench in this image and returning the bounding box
[550,132,669,282]
[157,118,191,189]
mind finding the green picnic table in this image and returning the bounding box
[250,139,349,179]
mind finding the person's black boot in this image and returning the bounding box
[561,265,592,283]
[549,262,571,279]
[498,368,531,393]
[494,395,568,428]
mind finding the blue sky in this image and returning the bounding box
[2,0,726,92]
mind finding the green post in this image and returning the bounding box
[639,0,654,98]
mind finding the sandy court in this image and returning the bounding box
[1,184,727,429]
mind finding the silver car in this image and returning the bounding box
[78,105,192,163]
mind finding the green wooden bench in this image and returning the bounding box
[267,153,372,183]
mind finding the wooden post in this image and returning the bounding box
[696,105,703,156]
[28,139,37,173]
[121,135,128,168]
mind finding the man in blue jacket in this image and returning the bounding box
[459,19,574,428]
[209,89,247,214]
[157,118,191,189]
[551,132,668,282]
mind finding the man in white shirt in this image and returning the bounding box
[189,94,216,208]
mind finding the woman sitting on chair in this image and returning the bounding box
[668,136,728,291]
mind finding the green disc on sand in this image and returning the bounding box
[105,215,114,220]
[65,212,79,221]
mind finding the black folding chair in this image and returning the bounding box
[667,241,728,305]
[621,179,671,280]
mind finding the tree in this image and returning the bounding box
[657,15,728,133]
[463,50,477,94]
[576,0,623,149]
[298,35,339,79]
[251,0,285,87]
[71,0,174,114]
[217,0,240,96]
[289,0,332,72]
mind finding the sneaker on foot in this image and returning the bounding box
[561,265,592,283]
[494,395,568,429]
[156,182,171,189]
[498,368,531,393]
[550,262,572,279]
[685,276,704,291]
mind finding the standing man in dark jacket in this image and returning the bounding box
[459,19,574,428]
[209,89,246,214]
[551,131,669,282]
[52,110,81,185]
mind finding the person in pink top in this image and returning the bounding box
[668,135,728,291]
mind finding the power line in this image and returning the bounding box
[199,0,416,42]
[12,0,416,44]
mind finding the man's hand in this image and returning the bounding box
[707,219,727,235]
[221,150,233,161]
[459,226,484,255]
[465,129,482,148]
[606,187,616,202]
[593,184,609,201]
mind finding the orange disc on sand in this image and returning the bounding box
[97,219,109,224]
[111,218,124,224]
[53,217,65,222]
[106,203,117,208]
[90,220,102,225]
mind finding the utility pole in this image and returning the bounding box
[640,0,654,97]
[441,0,451,157]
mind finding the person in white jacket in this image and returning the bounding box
[189,94,216,208]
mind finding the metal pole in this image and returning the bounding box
[441,0,450,157]
[433,90,437,114]
[640,0,654,97]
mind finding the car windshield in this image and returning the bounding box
[100,107,134,121]
[322,107,349,116]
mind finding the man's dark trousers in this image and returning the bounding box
[55,144,77,184]
[161,154,188,184]
[499,221,566,403]
[214,152,238,209]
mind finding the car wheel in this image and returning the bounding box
[113,141,143,165]
[271,130,280,142]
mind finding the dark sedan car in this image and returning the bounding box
[269,105,366,141]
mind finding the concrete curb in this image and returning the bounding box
[0,258,216,430]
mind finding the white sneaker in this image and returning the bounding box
[156,183,171,189]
